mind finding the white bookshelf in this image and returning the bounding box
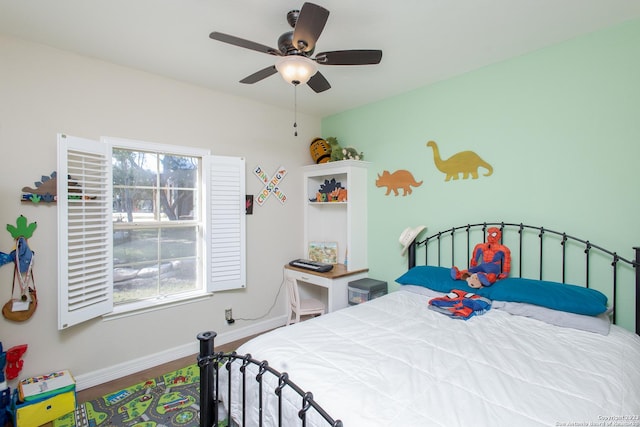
[302,160,369,271]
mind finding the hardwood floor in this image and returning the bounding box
[41,334,257,426]
[76,335,253,403]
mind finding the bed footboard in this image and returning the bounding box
[198,331,342,427]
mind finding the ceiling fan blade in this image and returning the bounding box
[315,50,383,65]
[209,31,281,56]
[292,2,329,53]
[307,71,331,93]
[239,65,278,84]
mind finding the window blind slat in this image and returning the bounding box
[58,134,113,330]
[206,156,246,291]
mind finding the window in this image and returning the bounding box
[112,148,201,305]
[57,134,246,329]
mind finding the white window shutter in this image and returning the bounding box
[206,156,246,291]
[57,134,113,330]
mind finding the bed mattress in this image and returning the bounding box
[227,289,640,426]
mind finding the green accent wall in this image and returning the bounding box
[322,19,640,331]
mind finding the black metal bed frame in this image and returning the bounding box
[198,331,342,427]
[197,222,639,427]
[407,222,640,334]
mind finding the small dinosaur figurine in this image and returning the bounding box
[326,137,364,161]
[310,178,347,202]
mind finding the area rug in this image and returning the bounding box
[53,363,227,427]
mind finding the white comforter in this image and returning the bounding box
[226,289,640,426]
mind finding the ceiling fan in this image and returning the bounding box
[209,2,383,93]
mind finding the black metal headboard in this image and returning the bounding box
[407,222,639,334]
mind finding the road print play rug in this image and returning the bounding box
[53,363,228,427]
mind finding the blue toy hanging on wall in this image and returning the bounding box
[1,215,38,322]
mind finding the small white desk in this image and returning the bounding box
[284,263,369,312]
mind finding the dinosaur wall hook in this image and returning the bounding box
[21,171,58,203]
[0,215,37,270]
[1,215,38,322]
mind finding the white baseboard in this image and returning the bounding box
[74,315,287,391]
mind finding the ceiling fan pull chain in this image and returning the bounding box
[293,83,298,137]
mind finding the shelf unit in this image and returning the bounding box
[302,160,369,271]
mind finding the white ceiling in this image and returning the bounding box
[2,0,640,117]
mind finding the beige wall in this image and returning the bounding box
[0,34,319,386]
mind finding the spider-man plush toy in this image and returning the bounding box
[451,227,511,288]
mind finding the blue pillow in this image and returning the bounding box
[482,278,608,316]
[396,266,478,294]
[396,266,609,316]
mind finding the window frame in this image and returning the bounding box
[57,134,246,329]
[109,137,207,309]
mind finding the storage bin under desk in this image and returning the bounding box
[284,264,368,312]
[348,278,388,305]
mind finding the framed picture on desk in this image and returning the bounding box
[308,241,338,264]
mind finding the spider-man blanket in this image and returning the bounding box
[428,290,492,320]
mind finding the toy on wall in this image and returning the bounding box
[375,170,423,196]
[426,140,493,181]
[4,344,28,380]
[21,171,58,203]
[0,342,29,426]
[254,166,288,206]
[1,215,38,322]
[246,195,254,215]
[451,227,511,288]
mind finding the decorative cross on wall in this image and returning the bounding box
[253,166,288,206]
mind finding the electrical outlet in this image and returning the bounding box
[225,308,233,323]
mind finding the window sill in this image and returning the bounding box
[102,291,213,322]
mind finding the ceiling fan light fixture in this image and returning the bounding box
[275,56,317,85]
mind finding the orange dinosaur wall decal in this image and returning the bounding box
[375,170,423,196]
[426,140,493,181]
